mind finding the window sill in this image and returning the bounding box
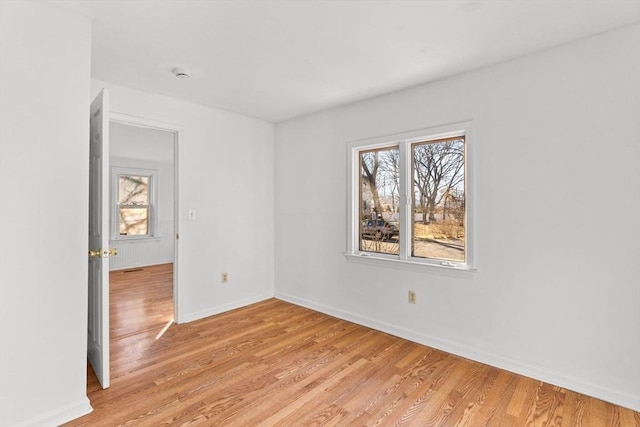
[344,252,477,277]
[111,235,163,243]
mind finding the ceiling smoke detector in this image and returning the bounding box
[172,67,191,79]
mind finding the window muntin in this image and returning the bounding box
[347,122,474,271]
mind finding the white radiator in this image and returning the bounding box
[109,220,174,271]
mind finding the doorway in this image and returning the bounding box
[109,113,180,323]
[87,109,181,390]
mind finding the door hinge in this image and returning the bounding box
[176,233,179,240]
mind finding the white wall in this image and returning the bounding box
[110,121,174,164]
[274,24,640,411]
[0,2,93,426]
[91,79,276,323]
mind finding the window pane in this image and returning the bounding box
[359,147,400,255]
[412,137,465,261]
[119,207,148,235]
[119,175,148,205]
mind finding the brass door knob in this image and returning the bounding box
[88,248,118,258]
[88,249,101,258]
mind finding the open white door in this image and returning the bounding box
[88,89,111,389]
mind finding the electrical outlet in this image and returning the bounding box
[222,272,228,283]
[408,290,416,304]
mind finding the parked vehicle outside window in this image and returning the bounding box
[362,219,399,240]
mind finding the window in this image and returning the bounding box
[347,122,475,271]
[112,167,157,239]
[360,146,400,255]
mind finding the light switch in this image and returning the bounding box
[187,209,196,220]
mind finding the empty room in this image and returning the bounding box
[0,1,638,426]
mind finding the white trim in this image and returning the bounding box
[110,112,183,133]
[110,260,175,272]
[346,120,476,272]
[13,397,92,427]
[110,235,163,243]
[275,292,640,412]
[179,293,274,324]
[344,252,476,277]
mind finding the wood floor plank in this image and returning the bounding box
[64,264,640,426]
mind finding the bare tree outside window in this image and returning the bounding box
[360,147,400,255]
[118,175,149,236]
[348,123,472,269]
[412,137,465,261]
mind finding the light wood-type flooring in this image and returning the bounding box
[65,263,639,426]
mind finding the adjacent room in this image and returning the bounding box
[0,1,638,426]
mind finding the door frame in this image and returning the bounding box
[110,111,182,322]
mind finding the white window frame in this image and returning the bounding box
[111,166,158,240]
[346,121,476,274]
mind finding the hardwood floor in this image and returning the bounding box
[109,264,174,341]
[65,263,639,426]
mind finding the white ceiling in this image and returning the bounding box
[50,0,639,123]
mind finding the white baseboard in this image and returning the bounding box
[275,292,640,412]
[110,258,174,271]
[14,396,92,427]
[178,293,274,324]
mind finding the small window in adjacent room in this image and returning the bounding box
[347,121,475,272]
[112,167,157,239]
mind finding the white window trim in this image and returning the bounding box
[346,121,477,274]
[111,166,159,240]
